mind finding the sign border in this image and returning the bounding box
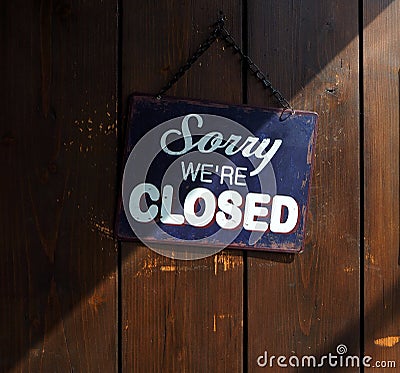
[116,94,318,254]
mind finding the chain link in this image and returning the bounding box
[156,16,225,99]
[156,13,293,113]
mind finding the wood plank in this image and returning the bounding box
[0,1,118,371]
[121,2,244,372]
[363,0,400,369]
[246,1,361,370]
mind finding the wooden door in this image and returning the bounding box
[1,0,398,372]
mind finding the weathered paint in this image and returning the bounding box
[374,336,400,348]
[117,95,318,254]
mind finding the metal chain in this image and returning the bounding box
[156,13,293,113]
[219,24,293,112]
[156,17,225,99]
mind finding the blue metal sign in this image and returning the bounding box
[116,95,317,259]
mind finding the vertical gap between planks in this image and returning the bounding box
[242,0,249,372]
[116,0,123,371]
[242,0,248,105]
[358,0,365,369]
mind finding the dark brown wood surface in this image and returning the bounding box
[363,0,400,370]
[121,2,244,372]
[1,1,118,372]
[2,0,399,372]
[246,1,361,370]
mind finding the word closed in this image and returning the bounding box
[117,95,317,256]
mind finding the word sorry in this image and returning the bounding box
[160,114,282,176]
[129,183,299,233]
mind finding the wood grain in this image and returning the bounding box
[121,1,244,372]
[2,0,399,371]
[246,1,361,370]
[363,0,400,369]
[0,0,118,371]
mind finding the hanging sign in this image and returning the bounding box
[116,95,317,260]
